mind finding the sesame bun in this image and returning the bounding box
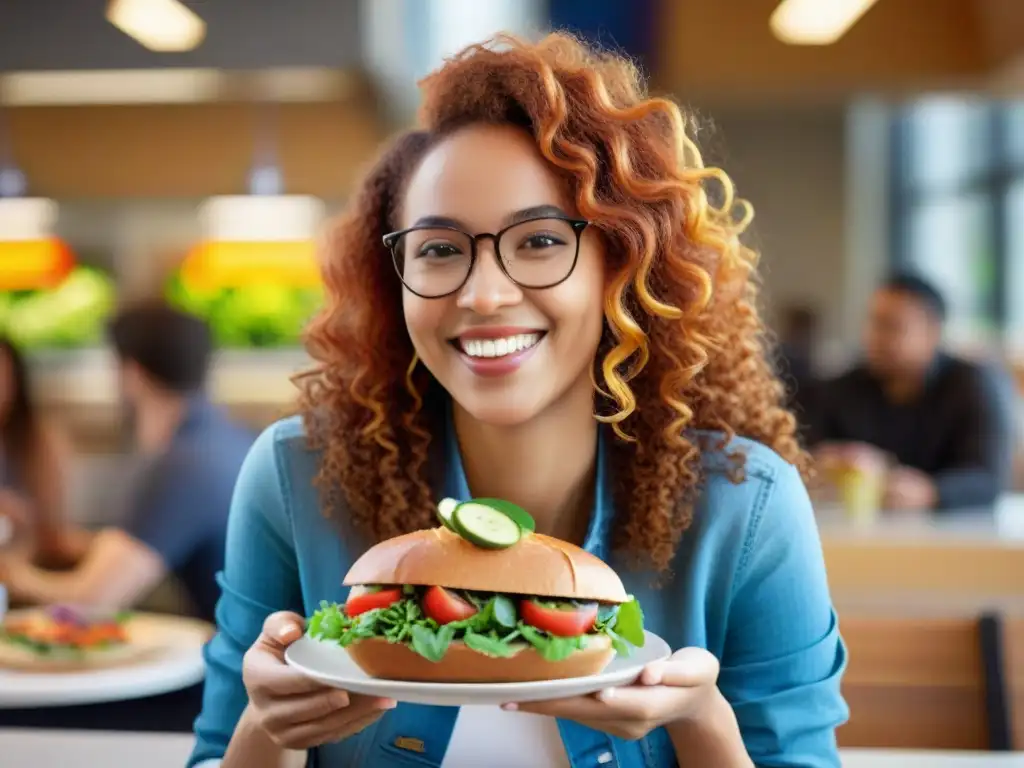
[343,526,629,603]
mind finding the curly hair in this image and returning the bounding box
[297,32,809,574]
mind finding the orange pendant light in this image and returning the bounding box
[179,195,325,291]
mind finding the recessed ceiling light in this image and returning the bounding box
[106,0,206,53]
[770,0,881,46]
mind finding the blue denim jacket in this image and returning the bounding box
[188,416,848,767]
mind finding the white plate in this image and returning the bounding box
[0,612,213,709]
[285,630,671,706]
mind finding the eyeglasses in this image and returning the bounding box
[383,216,589,299]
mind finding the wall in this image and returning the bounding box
[8,100,385,198]
[705,105,855,369]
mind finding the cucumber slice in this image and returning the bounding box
[436,497,460,532]
[473,498,536,532]
[452,502,522,549]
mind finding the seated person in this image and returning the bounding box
[0,337,86,568]
[0,302,255,621]
[807,273,1014,512]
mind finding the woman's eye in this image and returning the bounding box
[417,242,462,259]
[521,234,564,250]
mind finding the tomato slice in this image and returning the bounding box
[423,586,479,624]
[344,587,403,617]
[520,600,598,637]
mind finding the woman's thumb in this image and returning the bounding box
[259,611,305,651]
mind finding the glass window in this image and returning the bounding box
[906,98,993,188]
[1006,179,1024,336]
[1006,102,1024,166]
[906,193,995,335]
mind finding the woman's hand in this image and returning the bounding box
[242,611,397,750]
[505,647,721,741]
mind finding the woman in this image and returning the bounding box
[0,337,78,569]
[190,34,848,768]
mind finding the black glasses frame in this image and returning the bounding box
[382,215,590,299]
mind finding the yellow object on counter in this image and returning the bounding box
[830,466,885,524]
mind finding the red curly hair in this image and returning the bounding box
[297,33,808,574]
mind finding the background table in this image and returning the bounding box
[3,730,1023,767]
[842,748,1024,767]
[819,494,1024,597]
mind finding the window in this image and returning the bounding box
[905,99,992,188]
[906,193,994,335]
[1007,179,1024,340]
[891,97,1024,349]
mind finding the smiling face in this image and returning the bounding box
[397,124,606,427]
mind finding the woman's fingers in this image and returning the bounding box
[258,612,307,654]
[260,689,396,735]
[277,707,389,750]
[244,645,328,699]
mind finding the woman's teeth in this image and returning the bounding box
[460,333,542,359]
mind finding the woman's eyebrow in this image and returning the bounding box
[410,205,569,231]
[506,204,568,225]
[410,214,466,229]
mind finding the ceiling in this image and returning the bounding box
[657,0,1024,103]
[0,0,363,71]
[1,0,1022,105]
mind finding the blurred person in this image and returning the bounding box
[0,302,255,621]
[190,34,847,768]
[808,272,1013,511]
[0,337,84,568]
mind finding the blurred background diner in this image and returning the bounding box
[1,0,1024,766]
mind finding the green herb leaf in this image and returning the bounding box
[463,629,519,658]
[542,635,583,662]
[612,597,645,648]
[604,627,634,657]
[410,623,455,662]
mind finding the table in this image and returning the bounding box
[842,748,1024,766]
[2,730,1023,767]
[1,729,195,767]
[819,494,1024,598]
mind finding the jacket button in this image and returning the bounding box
[597,752,614,765]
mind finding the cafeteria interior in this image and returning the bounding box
[2,1,1024,766]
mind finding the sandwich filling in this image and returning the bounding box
[308,585,645,663]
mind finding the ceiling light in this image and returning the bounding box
[0,69,220,106]
[106,0,206,53]
[770,0,881,45]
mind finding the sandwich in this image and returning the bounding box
[0,605,140,671]
[306,498,645,683]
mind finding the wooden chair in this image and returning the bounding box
[837,614,1005,750]
[1002,617,1024,749]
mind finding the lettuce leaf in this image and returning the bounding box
[306,588,645,664]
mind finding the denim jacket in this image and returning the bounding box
[188,416,848,768]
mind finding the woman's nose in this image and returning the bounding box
[455,241,523,315]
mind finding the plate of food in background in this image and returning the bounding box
[0,606,213,708]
